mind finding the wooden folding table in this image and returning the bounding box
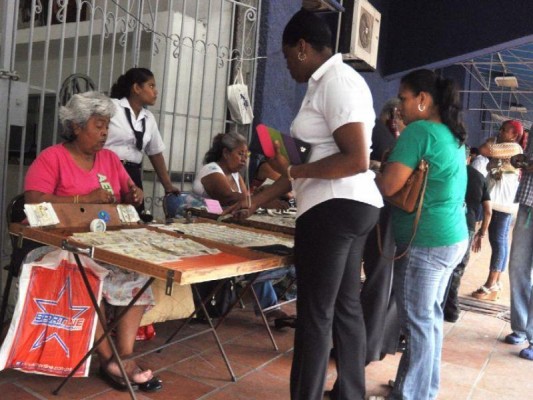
[8,204,291,399]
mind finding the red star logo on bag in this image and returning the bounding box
[31,276,90,356]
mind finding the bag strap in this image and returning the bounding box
[233,67,245,85]
[377,159,429,260]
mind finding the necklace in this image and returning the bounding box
[227,174,238,193]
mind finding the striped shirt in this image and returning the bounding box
[515,139,533,207]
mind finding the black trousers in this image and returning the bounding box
[290,199,380,400]
[123,162,143,189]
[443,230,474,319]
[361,204,400,363]
[123,161,144,212]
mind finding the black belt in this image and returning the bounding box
[121,160,142,168]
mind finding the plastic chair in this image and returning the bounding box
[58,73,96,106]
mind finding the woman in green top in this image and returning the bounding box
[376,69,468,400]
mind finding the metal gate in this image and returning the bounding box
[0,0,261,301]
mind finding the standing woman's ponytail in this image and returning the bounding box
[436,76,467,145]
[110,68,154,99]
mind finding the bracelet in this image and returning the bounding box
[476,231,485,237]
[287,165,294,182]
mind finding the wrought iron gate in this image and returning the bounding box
[0,0,261,304]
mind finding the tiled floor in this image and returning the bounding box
[1,235,533,399]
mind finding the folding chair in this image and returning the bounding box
[0,194,42,327]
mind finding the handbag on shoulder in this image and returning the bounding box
[384,159,429,213]
[377,159,429,260]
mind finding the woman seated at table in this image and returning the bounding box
[24,91,161,393]
[192,132,293,322]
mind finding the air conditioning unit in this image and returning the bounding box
[338,0,381,71]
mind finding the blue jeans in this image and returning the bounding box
[488,210,513,272]
[252,266,295,312]
[509,205,533,344]
[390,240,468,400]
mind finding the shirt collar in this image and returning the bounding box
[118,97,148,120]
[310,53,343,83]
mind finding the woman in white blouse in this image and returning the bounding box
[193,132,292,321]
[106,68,179,199]
[228,10,382,400]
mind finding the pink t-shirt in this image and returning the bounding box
[25,143,132,200]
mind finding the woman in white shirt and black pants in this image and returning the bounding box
[229,10,382,400]
[107,68,179,203]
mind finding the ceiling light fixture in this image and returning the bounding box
[509,103,527,113]
[494,75,518,88]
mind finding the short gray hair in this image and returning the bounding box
[379,98,401,120]
[204,132,248,164]
[59,91,116,141]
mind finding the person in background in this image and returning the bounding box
[227,9,382,399]
[193,132,292,323]
[469,146,489,177]
[250,155,281,191]
[442,145,492,322]
[107,68,179,340]
[370,97,405,165]
[107,68,179,207]
[471,120,523,300]
[376,69,468,400]
[505,128,533,358]
[362,98,406,364]
[24,91,161,392]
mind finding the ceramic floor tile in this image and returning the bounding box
[256,353,292,381]
[211,368,290,400]
[470,387,523,400]
[168,350,250,388]
[0,382,43,399]
[89,391,152,400]
[15,371,111,399]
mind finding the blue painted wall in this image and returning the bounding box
[253,1,531,144]
[254,2,400,135]
[253,1,305,134]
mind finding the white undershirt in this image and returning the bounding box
[192,162,241,198]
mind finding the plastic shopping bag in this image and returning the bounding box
[487,172,520,214]
[0,248,108,377]
[227,68,254,125]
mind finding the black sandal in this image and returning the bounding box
[138,375,163,392]
[99,366,139,392]
[100,365,162,392]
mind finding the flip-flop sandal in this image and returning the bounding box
[138,375,163,392]
[131,366,163,393]
[99,366,139,392]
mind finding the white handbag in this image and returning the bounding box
[227,68,254,125]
